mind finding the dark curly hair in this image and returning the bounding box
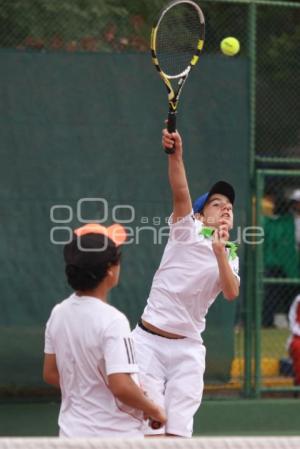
[64,233,121,291]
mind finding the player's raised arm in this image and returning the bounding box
[213,240,239,300]
[212,219,239,300]
[162,129,192,223]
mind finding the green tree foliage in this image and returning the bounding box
[0,0,167,51]
[1,0,299,63]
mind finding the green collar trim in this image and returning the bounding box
[199,226,238,260]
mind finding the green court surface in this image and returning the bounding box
[1,399,300,436]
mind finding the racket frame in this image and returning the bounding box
[150,0,205,153]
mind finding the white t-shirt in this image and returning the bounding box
[289,294,300,337]
[44,293,143,437]
[142,212,240,341]
[294,216,300,248]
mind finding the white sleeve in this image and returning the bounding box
[168,211,197,242]
[229,256,240,284]
[289,295,300,336]
[103,316,139,375]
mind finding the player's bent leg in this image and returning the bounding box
[164,338,206,438]
[132,326,168,436]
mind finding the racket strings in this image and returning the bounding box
[156,3,202,76]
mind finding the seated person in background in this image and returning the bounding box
[287,294,300,387]
[262,190,300,326]
[289,189,300,251]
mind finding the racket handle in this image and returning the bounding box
[149,419,162,430]
[167,111,176,133]
[165,111,177,155]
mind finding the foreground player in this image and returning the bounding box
[132,129,240,437]
[43,224,166,437]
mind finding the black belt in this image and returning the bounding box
[138,320,185,339]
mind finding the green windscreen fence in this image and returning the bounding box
[0,50,249,391]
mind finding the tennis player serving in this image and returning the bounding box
[43,224,166,437]
[132,129,240,437]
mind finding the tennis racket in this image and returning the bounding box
[151,0,205,154]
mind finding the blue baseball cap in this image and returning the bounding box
[193,181,235,213]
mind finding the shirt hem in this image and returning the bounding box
[139,319,203,342]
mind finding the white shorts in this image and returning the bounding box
[132,325,206,438]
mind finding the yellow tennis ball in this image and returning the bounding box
[220,37,240,56]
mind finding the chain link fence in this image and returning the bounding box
[1,0,300,396]
[256,3,300,161]
[254,1,300,395]
[1,0,298,163]
[256,170,300,394]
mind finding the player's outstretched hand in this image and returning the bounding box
[162,128,183,157]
